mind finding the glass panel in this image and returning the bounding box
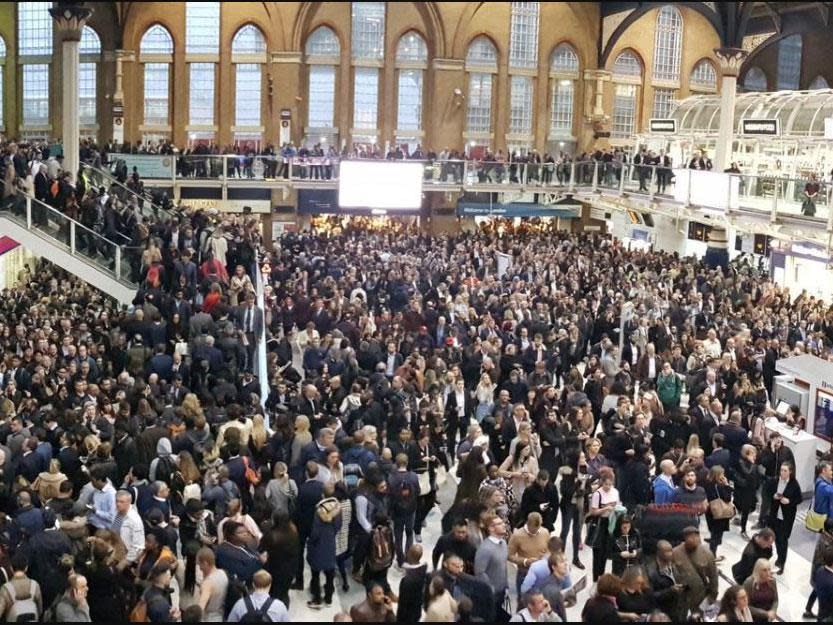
[79,62,97,124]
[186,2,220,55]
[351,2,385,61]
[308,65,336,128]
[550,79,574,134]
[18,2,52,56]
[232,24,266,54]
[353,67,379,129]
[743,67,767,92]
[614,51,642,78]
[467,72,492,133]
[551,43,579,73]
[613,83,637,137]
[467,36,497,68]
[189,63,215,125]
[141,24,174,54]
[80,26,100,54]
[509,2,539,70]
[776,35,802,91]
[144,63,169,125]
[22,64,49,125]
[509,75,533,135]
[653,5,683,82]
[235,64,261,126]
[396,32,427,62]
[0,36,6,58]
[690,60,716,88]
[306,26,340,58]
[397,69,422,131]
[652,87,676,119]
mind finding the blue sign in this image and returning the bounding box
[457,202,580,218]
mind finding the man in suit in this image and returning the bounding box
[147,344,173,383]
[168,289,192,324]
[236,292,264,372]
[294,461,325,589]
[191,335,224,375]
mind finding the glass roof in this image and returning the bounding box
[666,90,833,137]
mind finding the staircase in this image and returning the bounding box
[0,188,137,305]
[80,163,174,223]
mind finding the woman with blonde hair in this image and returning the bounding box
[33,458,67,501]
[265,462,298,516]
[686,434,701,457]
[473,372,496,423]
[290,415,313,467]
[177,450,202,504]
[742,558,779,621]
[248,414,270,465]
[181,393,205,421]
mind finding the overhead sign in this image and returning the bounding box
[178,198,271,213]
[741,118,780,136]
[457,202,580,218]
[649,118,677,133]
[112,154,174,179]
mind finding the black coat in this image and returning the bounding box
[296,479,324,535]
[518,481,559,530]
[731,459,760,513]
[764,476,802,532]
[396,563,427,623]
[731,536,773,585]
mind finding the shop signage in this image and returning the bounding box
[649,118,677,133]
[741,119,780,136]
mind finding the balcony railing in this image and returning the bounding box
[112,153,832,226]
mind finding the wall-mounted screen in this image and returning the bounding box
[338,161,423,210]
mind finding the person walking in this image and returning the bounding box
[475,513,510,621]
[387,453,420,568]
[764,462,801,574]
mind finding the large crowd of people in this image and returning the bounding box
[2,190,833,623]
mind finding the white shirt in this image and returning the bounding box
[116,505,145,563]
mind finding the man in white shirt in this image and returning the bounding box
[112,490,145,564]
[227,570,289,622]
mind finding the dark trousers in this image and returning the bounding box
[352,528,370,574]
[770,518,792,567]
[393,513,415,566]
[310,568,335,603]
[415,492,436,534]
[295,530,310,585]
[560,502,582,559]
[708,529,725,555]
[592,526,610,581]
[363,566,391,594]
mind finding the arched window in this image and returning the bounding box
[776,35,802,90]
[305,27,340,143]
[79,27,100,127]
[140,25,174,128]
[653,5,683,83]
[395,32,428,153]
[743,66,767,92]
[690,60,717,91]
[809,75,830,90]
[612,51,643,138]
[351,2,385,145]
[18,1,52,129]
[508,2,539,152]
[232,24,266,144]
[549,44,579,137]
[187,2,220,142]
[465,37,497,141]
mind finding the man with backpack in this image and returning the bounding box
[387,453,420,568]
[364,511,396,600]
[227,569,288,622]
[0,552,42,622]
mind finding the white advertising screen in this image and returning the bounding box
[338,161,423,210]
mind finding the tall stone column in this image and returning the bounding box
[713,47,747,172]
[50,2,93,184]
[112,49,132,145]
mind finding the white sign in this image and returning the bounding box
[496,252,512,278]
[338,161,423,210]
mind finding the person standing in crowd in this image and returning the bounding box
[672,527,718,617]
[587,467,621,581]
[764,462,802,574]
[475,513,510,621]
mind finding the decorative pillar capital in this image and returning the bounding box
[49,2,93,41]
[713,47,748,78]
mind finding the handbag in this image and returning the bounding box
[708,497,737,520]
[242,456,261,486]
[806,498,827,532]
[417,471,432,496]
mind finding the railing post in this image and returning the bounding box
[222,156,228,180]
[619,164,626,194]
[649,166,656,200]
[569,162,576,191]
[771,178,779,224]
[115,246,122,280]
[828,185,833,232]
[25,196,32,229]
[70,222,76,255]
[591,162,599,192]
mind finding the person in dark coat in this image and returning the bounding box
[518,470,559,531]
[764,461,802,573]
[307,491,342,608]
[215,521,262,585]
[703,465,734,559]
[730,444,760,538]
[397,544,428,623]
[21,509,73,609]
[294,461,324,588]
[581,573,623,622]
[731,528,775,585]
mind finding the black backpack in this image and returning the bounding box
[240,595,274,622]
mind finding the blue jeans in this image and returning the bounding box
[393,514,415,566]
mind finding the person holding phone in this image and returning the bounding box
[764,462,802,575]
[588,467,620,581]
[349,581,395,622]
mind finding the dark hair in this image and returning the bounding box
[718,585,745,616]
[596,573,622,597]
